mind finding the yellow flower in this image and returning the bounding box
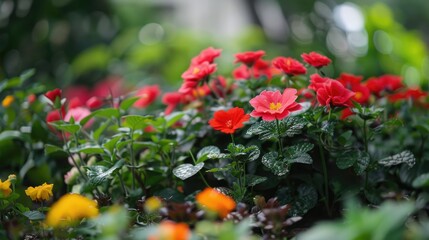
[2,95,14,108]
[25,183,54,202]
[144,196,162,213]
[45,194,99,228]
[0,179,12,197]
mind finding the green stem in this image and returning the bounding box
[275,119,284,157]
[282,75,289,88]
[318,143,331,216]
[129,129,136,190]
[363,119,370,189]
[189,151,210,187]
[117,171,128,198]
[230,134,235,145]
[363,119,368,153]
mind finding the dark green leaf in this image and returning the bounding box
[197,146,221,163]
[412,173,429,188]
[261,152,289,176]
[336,150,362,170]
[290,184,318,216]
[246,117,306,140]
[354,152,370,175]
[103,136,123,154]
[284,143,314,164]
[93,120,111,141]
[173,163,204,180]
[378,150,415,167]
[245,175,267,186]
[87,159,125,187]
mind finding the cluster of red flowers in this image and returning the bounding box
[44,47,428,138]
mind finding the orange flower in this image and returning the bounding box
[196,188,236,218]
[148,221,190,240]
[208,107,250,134]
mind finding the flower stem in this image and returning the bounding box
[189,150,210,187]
[318,143,331,216]
[129,129,136,190]
[275,119,284,157]
[363,119,369,189]
[230,134,235,145]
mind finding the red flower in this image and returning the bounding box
[234,50,265,66]
[309,74,331,92]
[272,57,307,76]
[209,76,230,98]
[27,94,36,104]
[86,97,103,109]
[134,85,161,108]
[349,84,370,104]
[69,97,84,109]
[191,47,222,65]
[388,88,428,102]
[162,92,184,115]
[209,107,250,134]
[179,62,217,94]
[365,75,403,96]
[337,73,363,88]
[316,80,355,108]
[233,65,250,80]
[45,88,62,103]
[249,88,302,121]
[301,52,331,68]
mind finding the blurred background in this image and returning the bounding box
[1,0,429,90]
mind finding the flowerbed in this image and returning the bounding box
[1,47,429,239]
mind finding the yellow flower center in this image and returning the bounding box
[269,102,282,111]
[226,120,232,128]
[193,67,200,75]
[355,92,362,99]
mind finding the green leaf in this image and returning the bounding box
[412,173,429,188]
[0,130,23,142]
[246,116,307,140]
[19,69,35,82]
[378,150,415,167]
[245,175,267,186]
[289,184,318,216]
[354,152,370,175]
[196,146,221,163]
[44,144,66,155]
[87,159,125,187]
[165,111,185,128]
[336,150,360,169]
[103,136,123,154]
[48,121,81,134]
[70,144,104,154]
[93,120,111,141]
[227,144,260,162]
[122,115,152,130]
[284,143,314,164]
[119,97,140,111]
[261,152,289,176]
[23,210,45,221]
[173,163,204,180]
[80,108,120,126]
